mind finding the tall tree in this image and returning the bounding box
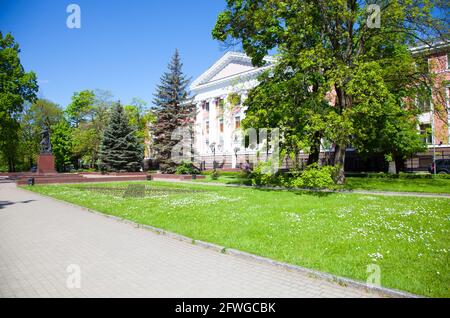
[213,0,448,183]
[51,119,73,172]
[0,32,38,172]
[152,50,194,173]
[18,102,39,169]
[66,90,95,128]
[99,102,143,172]
[18,99,64,169]
[28,99,63,129]
[70,89,113,168]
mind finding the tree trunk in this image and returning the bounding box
[332,85,351,185]
[394,155,405,174]
[333,144,346,185]
[294,150,300,170]
[8,157,14,173]
[307,131,322,166]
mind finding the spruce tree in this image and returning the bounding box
[152,49,194,173]
[99,103,143,172]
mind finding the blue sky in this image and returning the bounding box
[0,0,228,108]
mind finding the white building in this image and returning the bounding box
[190,52,275,169]
[164,47,449,172]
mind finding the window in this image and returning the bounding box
[217,98,225,110]
[235,116,241,129]
[417,89,431,112]
[205,102,210,112]
[447,53,450,70]
[205,121,209,135]
[447,86,450,109]
[420,124,432,145]
[219,118,224,133]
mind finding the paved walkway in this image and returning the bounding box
[0,183,377,298]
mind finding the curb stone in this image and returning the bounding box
[18,185,423,298]
[225,249,421,298]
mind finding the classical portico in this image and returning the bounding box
[190,52,275,169]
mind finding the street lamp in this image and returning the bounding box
[233,146,240,169]
[210,142,216,170]
[433,141,444,175]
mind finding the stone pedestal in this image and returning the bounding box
[37,154,56,174]
[388,161,396,174]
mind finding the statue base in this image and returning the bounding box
[37,154,56,174]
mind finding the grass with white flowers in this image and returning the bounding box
[26,181,450,297]
[196,174,450,194]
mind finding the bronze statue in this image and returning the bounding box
[40,126,52,154]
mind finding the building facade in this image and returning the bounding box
[407,44,450,171]
[190,52,275,169]
[187,46,450,171]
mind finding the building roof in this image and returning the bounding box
[410,40,450,55]
[190,51,275,93]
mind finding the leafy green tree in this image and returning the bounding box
[17,102,39,169]
[17,99,64,169]
[242,63,330,168]
[152,50,194,173]
[66,90,95,128]
[51,120,73,172]
[99,102,143,172]
[29,99,63,128]
[69,89,114,169]
[72,126,99,168]
[92,89,114,133]
[213,0,448,183]
[0,32,38,172]
[125,98,155,141]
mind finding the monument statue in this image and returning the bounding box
[40,126,52,154]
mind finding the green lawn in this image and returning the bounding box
[196,175,251,185]
[344,177,450,194]
[196,174,450,194]
[26,181,450,297]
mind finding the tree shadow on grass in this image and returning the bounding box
[0,200,36,210]
[224,179,252,186]
[252,187,334,197]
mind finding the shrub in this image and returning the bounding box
[159,163,177,174]
[211,169,220,180]
[175,161,200,175]
[201,170,240,177]
[240,164,252,178]
[289,164,336,189]
[347,172,449,180]
[250,161,278,186]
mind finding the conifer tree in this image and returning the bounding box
[152,50,195,173]
[99,102,143,172]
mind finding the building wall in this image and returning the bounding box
[185,49,450,170]
[422,50,450,146]
[192,76,261,167]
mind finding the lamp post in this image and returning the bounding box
[433,141,444,175]
[233,146,240,169]
[210,142,216,170]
